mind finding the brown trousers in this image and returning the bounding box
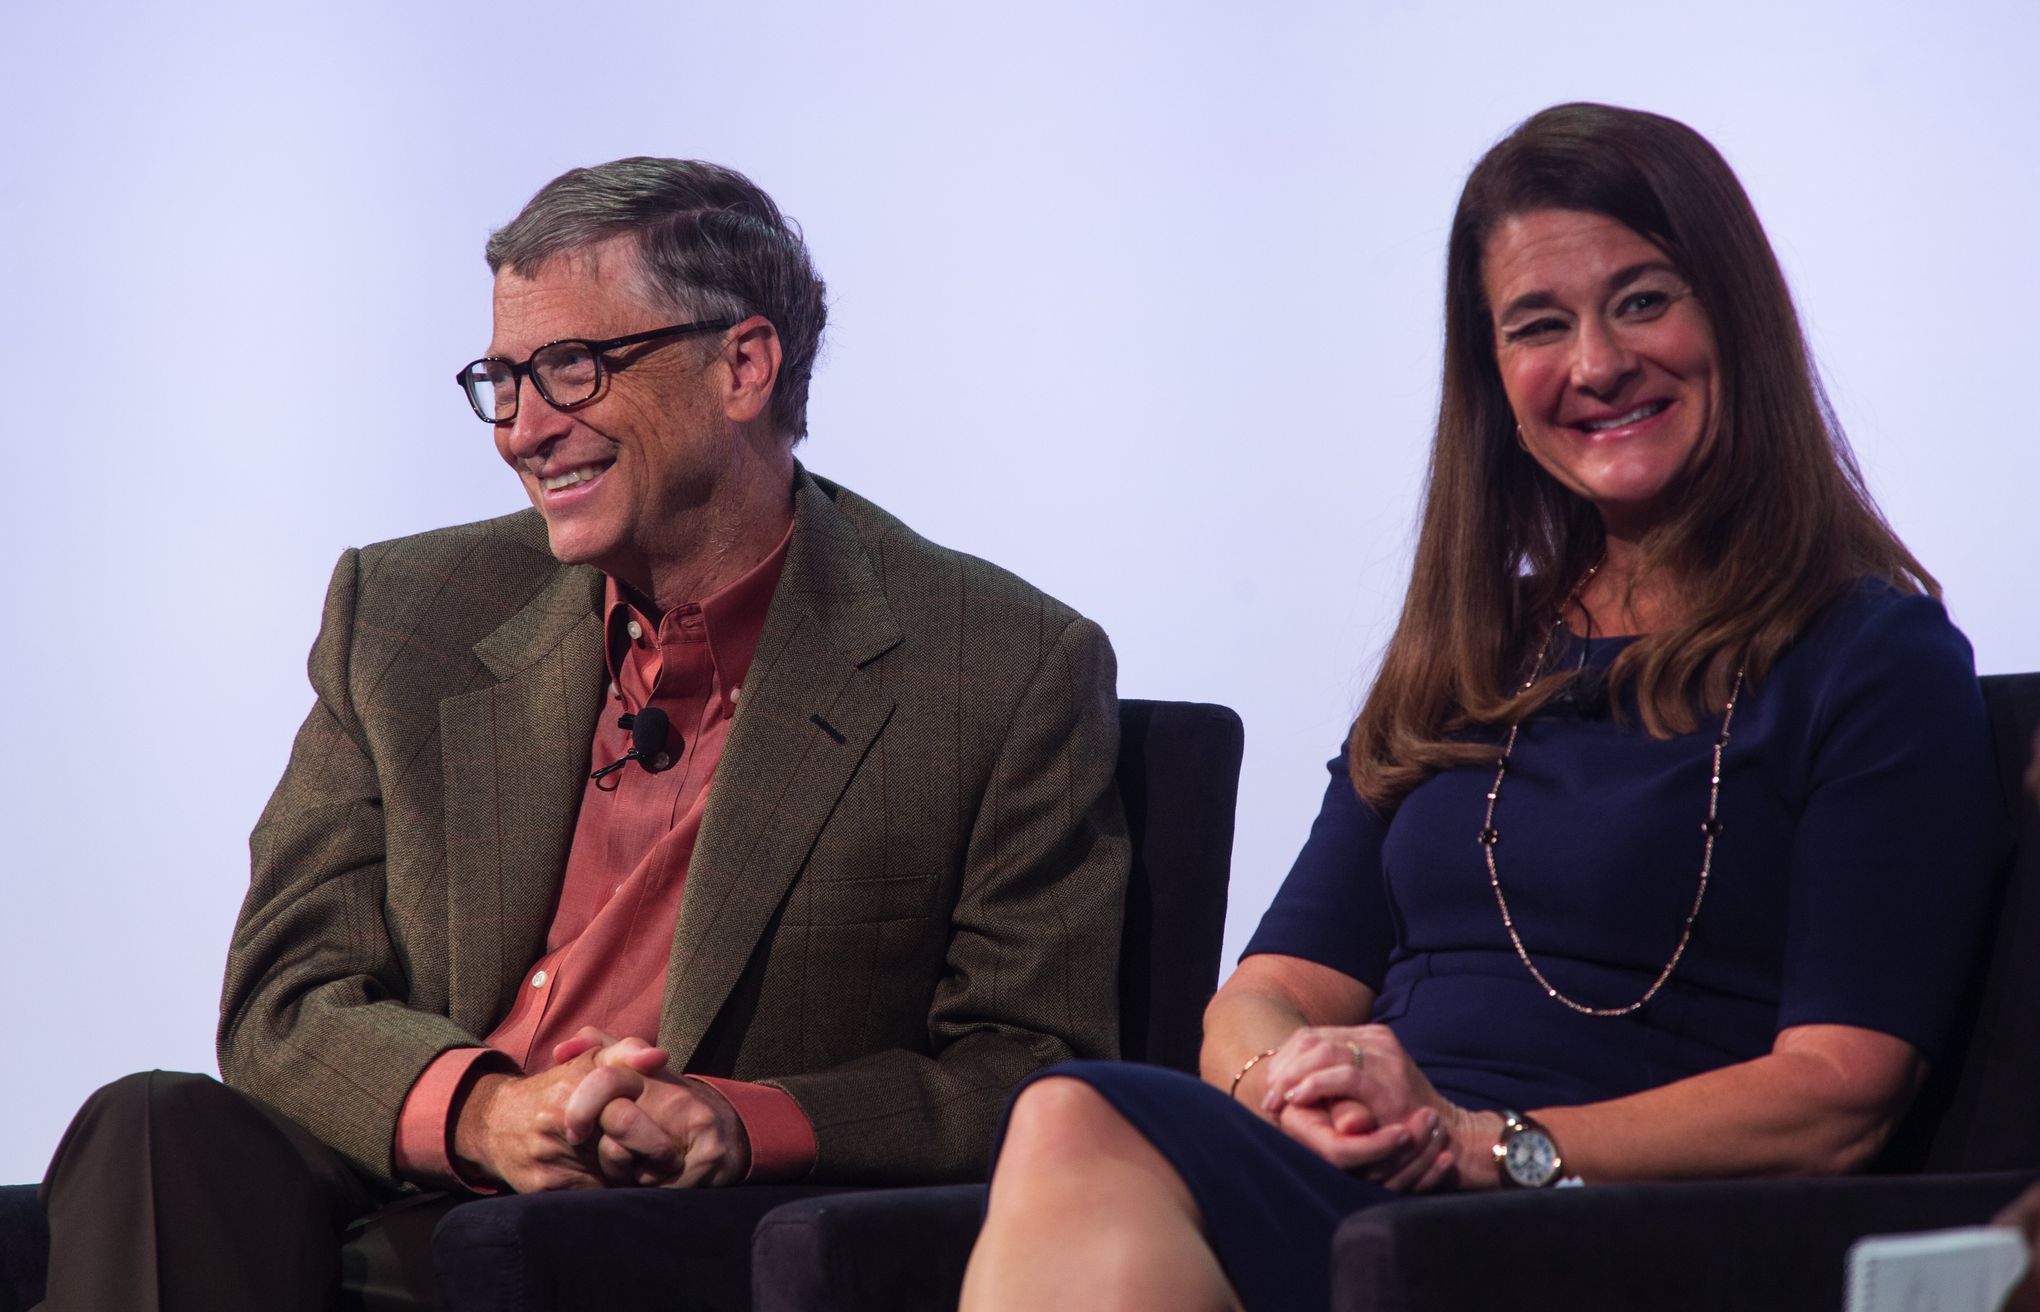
[38,1071,459,1312]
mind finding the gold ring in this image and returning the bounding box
[1346,1041,1364,1070]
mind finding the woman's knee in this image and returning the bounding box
[1001,1077,1135,1162]
[985,1078,1214,1269]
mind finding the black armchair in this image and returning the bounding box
[0,1189,38,1312]
[1327,671,2040,1312]
[742,698,1245,1311]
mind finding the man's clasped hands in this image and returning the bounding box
[450,1027,749,1193]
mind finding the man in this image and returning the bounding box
[38,158,1126,1308]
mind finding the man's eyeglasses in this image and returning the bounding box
[455,319,736,424]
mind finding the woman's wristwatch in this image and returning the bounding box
[1492,1110,1564,1188]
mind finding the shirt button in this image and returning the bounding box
[531,970,548,988]
[626,620,644,641]
[730,686,742,703]
[608,680,620,699]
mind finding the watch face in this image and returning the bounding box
[1503,1129,1558,1186]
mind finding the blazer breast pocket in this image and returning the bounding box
[783,871,941,926]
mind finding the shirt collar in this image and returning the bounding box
[602,518,794,713]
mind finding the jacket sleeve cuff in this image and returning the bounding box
[691,1076,817,1182]
[394,1047,517,1193]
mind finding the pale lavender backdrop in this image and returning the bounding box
[3,0,2034,1182]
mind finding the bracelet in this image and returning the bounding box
[1229,1048,1280,1101]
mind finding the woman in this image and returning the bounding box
[960,103,2004,1311]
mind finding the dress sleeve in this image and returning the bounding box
[1776,591,2008,1062]
[1240,749,1399,991]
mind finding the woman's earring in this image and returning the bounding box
[1514,422,1529,449]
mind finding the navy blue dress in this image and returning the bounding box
[998,584,2004,1309]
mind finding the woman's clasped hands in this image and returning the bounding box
[1254,1026,1477,1193]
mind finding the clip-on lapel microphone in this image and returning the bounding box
[590,706,676,783]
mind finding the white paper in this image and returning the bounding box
[1846,1226,2028,1312]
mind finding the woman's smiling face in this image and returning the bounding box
[1484,208,1721,542]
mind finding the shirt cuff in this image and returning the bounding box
[691,1077,817,1182]
[394,1047,517,1193]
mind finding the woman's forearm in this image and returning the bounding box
[1200,954,1376,1109]
[1512,1024,1924,1185]
[1200,988,1311,1101]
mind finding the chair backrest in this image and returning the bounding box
[1878,672,2040,1172]
[1112,699,1244,1074]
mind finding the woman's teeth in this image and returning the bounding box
[1582,401,1668,433]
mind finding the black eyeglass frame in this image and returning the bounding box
[455,318,738,424]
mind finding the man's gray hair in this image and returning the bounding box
[487,157,827,440]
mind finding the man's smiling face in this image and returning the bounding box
[488,235,735,581]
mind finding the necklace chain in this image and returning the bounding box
[1477,567,1745,1018]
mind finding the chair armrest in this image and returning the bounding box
[431,1184,852,1311]
[0,1185,47,1312]
[752,1184,986,1312]
[1333,1172,2040,1312]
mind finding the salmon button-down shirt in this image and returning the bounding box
[394,523,814,1189]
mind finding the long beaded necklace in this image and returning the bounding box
[1476,568,1746,1018]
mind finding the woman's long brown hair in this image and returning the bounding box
[1349,103,1935,810]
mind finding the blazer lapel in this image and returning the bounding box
[658,475,903,1066]
[441,561,606,1033]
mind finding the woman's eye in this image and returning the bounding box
[1618,290,1672,317]
[1503,318,1565,343]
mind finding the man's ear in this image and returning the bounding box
[717,316,783,425]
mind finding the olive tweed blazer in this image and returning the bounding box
[218,470,1127,1189]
